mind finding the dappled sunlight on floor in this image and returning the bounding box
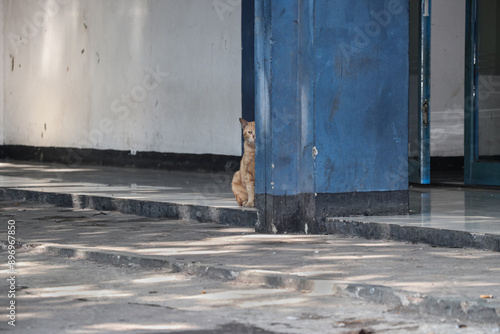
[2,198,500,308]
[179,288,289,302]
[35,286,133,298]
[16,251,380,333]
[313,254,396,260]
[131,275,186,284]
[77,323,199,332]
[136,247,240,256]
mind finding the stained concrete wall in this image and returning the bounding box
[430,0,465,157]
[2,0,242,156]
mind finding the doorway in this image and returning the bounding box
[464,0,500,186]
[409,0,500,186]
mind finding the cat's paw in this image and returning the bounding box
[244,201,254,208]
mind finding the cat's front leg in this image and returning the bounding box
[244,179,255,207]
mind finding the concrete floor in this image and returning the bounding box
[2,200,500,327]
[1,161,499,237]
[6,247,498,333]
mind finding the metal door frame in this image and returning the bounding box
[409,0,431,184]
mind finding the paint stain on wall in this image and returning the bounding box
[329,93,340,123]
[324,158,335,185]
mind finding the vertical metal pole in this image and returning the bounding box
[419,0,431,184]
[464,0,477,184]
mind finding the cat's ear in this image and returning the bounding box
[239,118,248,129]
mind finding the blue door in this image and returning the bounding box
[409,0,431,184]
[465,0,500,186]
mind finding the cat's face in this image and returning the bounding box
[239,118,255,146]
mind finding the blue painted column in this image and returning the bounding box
[255,0,409,234]
[255,0,315,233]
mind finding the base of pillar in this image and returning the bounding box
[255,190,409,234]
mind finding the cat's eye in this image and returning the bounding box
[248,131,253,134]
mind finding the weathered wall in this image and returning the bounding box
[2,0,242,156]
[314,0,409,194]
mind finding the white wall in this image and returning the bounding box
[0,0,4,145]
[2,0,242,156]
[430,0,466,157]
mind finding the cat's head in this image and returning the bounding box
[239,118,255,146]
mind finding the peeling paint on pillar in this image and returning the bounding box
[255,0,316,233]
[255,0,409,234]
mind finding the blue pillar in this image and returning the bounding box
[255,0,409,234]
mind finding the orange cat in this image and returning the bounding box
[232,118,255,207]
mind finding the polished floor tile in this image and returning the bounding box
[346,186,500,235]
[1,162,499,234]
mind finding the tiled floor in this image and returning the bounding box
[342,186,500,235]
[1,161,499,235]
[0,161,244,209]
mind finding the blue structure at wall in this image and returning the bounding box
[255,0,409,233]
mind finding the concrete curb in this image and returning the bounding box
[0,188,257,228]
[325,218,500,252]
[40,245,242,281]
[37,244,500,324]
[4,187,499,252]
